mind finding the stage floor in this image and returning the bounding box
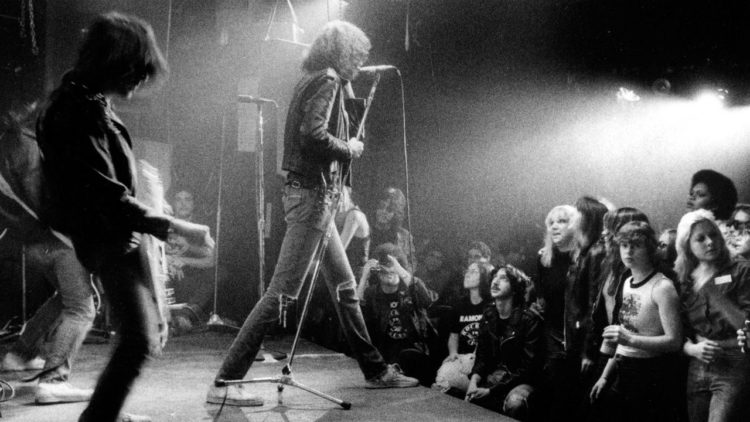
[1,331,514,421]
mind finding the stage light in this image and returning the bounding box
[616,87,640,102]
[694,88,728,109]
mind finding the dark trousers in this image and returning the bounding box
[79,249,163,422]
[216,185,387,382]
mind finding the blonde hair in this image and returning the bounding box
[674,209,731,287]
[540,205,579,267]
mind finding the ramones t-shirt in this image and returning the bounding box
[449,297,487,354]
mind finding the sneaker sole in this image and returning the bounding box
[35,395,92,404]
[365,381,419,389]
[206,396,264,406]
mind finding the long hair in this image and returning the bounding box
[540,205,579,267]
[302,20,370,76]
[464,262,492,302]
[72,12,167,92]
[674,209,731,287]
[378,186,406,232]
[601,207,650,295]
[574,196,609,259]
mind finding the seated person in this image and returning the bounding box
[415,246,454,302]
[433,261,492,395]
[358,243,438,385]
[165,189,215,331]
[465,265,544,421]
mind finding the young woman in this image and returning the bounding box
[727,204,750,262]
[589,221,682,422]
[675,210,750,422]
[686,170,738,237]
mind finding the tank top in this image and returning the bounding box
[616,271,669,358]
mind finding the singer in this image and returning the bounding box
[206,20,418,407]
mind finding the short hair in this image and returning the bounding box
[491,264,530,306]
[691,169,738,220]
[615,221,659,267]
[372,242,408,269]
[600,207,650,295]
[302,20,371,75]
[74,12,168,92]
[468,240,492,260]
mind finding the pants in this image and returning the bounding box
[11,235,94,382]
[79,249,164,422]
[686,347,750,422]
[471,383,536,421]
[216,185,387,381]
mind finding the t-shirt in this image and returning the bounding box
[379,291,416,362]
[449,297,487,354]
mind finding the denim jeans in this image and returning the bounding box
[80,249,164,422]
[686,347,750,422]
[11,235,95,382]
[216,185,387,382]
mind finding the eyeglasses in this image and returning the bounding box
[729,220,750,233]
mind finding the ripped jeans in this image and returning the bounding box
[216,184,387,382]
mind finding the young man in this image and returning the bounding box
[206,20,418,407]
[466,265,544,421]
[37,12,213,422]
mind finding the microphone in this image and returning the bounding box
[238,95,277,105]
[358,65,396,74]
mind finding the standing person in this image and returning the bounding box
[0,106,95,405]
[686,169,738,237]
[589,221,682,422]
[36,12,214,422]
[206,20,418,407]
[674,210,750,422]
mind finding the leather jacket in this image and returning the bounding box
[471,305,544,397]
[282,68,353,186]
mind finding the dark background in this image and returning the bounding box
[2,0,750,323]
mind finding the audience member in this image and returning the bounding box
[589,221,682,422]
[657,228,678,268]
[359,243,438,385]
[686,169,738,236]
[466,240,492,268]
[675,210,750,422]
[371,187,417,272]
[433,261,492,394]
[465,265,544,421]
[727,204,750,262]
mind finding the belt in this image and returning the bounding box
[285,173,323,190]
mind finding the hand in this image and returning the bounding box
[444,353,459,363]
[170,219,215,250]
[590,377,608,403]
[737,328,747,352]
[603,325,633,347]
[362,259,379,275]
[529,300,545,318]
[348,137,364,159]
[687,340,722,364]
[386,255,411,282]
[465,387,490,401]
[580,357,594,374]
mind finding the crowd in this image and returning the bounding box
[323,170,750,422]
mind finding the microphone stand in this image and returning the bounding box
[216,75,382,410]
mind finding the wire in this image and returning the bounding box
[395,68,415,270]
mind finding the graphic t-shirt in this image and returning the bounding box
[449,297,487,354]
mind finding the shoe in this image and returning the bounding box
[206,383,263,406]
[35,381,93,404]
[116,413,152,422]
[1,352,45,371]
[365,364,419,389]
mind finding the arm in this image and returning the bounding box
[446,333,459,361]
[410,277,435,309]
[603,279,683,353]
[357,259,378,299]
[590,357,616,402]
[299,76,352,161]
[340,209,368,250]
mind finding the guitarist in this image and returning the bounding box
[36,12,213,422]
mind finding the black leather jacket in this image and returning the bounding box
[282,68,353,186]
[471,305,544,397]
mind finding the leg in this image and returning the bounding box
[706,351,750,422]
[686,358,711,422]
[79,250,161,422]
[319,223,386,380]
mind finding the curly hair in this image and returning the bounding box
[690,169,738,221]
[73,12,168,92]
[490,264,531,306]
[302,20,371,77]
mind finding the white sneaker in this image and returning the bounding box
[1,352,45,371]
[206,383,263,406]
[365,364,419,389]
[35,381,93,404]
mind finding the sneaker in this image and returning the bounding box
[116,413,152,422]
[206,383,264,406]
[1,352,45,371]
[365,364,419,389]
[35,381,93,404]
